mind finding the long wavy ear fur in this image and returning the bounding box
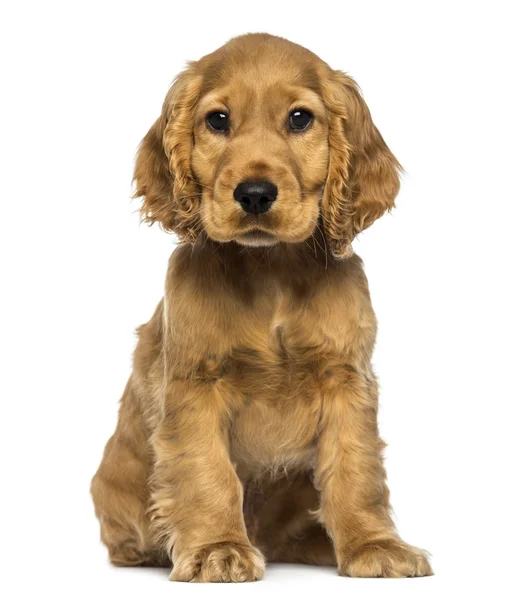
[321,70,401,259]
[133,65,203,242]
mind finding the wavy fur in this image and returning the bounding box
[92,33,431,583]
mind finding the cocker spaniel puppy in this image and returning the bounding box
[91,33,432,582]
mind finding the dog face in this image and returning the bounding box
[134,34,400,258]
[191,49,328,249]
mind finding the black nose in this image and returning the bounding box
[233,181,278,215]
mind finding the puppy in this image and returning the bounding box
[91,33,432,582]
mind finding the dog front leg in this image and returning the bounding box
[315,365,432,577]
[151,378,265,582]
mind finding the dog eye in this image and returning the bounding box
[206,111,229,132]
[288,109,313,132]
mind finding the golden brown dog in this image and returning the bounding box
[91,33,432,582]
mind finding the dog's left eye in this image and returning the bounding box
[206,111,229,132]
[288,109,313,131]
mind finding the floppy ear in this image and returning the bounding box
[321,70,401,259]
[133,66,203,242]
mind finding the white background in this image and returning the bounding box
[1,1,531,598]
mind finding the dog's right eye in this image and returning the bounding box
[206,111,229,132]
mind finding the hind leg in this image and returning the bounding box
[248,472,336,566]
[268,524,335,566]
[91,379,169,567]
[91,479,168,567]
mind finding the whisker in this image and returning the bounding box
[186,178,216,191]
[175,193,204,200]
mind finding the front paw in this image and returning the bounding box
[170,542,265,582]
[340,539,432,578]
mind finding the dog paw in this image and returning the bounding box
[340,539,432,578]
[170,542,265,582]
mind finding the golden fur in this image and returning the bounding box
[91,33,432,582]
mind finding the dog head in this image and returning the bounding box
[134,33,400,258]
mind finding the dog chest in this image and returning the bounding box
[227,339,323,472]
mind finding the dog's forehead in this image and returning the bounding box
[197,34,324,96]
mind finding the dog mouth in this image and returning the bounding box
[235,230,279,247]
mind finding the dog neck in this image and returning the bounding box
[196,232,330,274]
